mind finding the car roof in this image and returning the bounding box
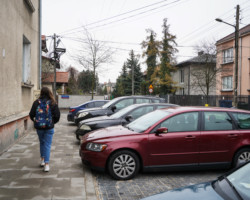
[113,95,164,100]
[122,103,178,109]
[159,106,250,114]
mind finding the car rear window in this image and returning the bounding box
[204,112,233,131]
[232,112,250,129]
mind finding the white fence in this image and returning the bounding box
[58,95,106,108]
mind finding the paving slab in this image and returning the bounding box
[0,112,98,200]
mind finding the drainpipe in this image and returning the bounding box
[39,0,42,89]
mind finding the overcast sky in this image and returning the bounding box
[42,0,250,83]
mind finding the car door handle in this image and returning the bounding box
[185,135,196,139]
[228,134,238,138]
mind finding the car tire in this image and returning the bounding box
[233,148,250,168]
[108,150,140,180]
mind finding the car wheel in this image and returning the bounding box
[233,148,250,167]
[108,150,140,180]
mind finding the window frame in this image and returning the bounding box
[222,76,233,91]
[202,111,234,131]
[223,48,234,64]
[22,35,31,85]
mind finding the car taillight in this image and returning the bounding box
[70,109,76,113]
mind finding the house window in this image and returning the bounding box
[180,69,184,83]
[22,36,31,84]
[222,76,233,90]
[223,48,233,64]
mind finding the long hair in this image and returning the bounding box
[39,87,56,105]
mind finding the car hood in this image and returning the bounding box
[85,125,135,141]
[77,107,103,114]
[79,115,111,125]
[141,182,223,200]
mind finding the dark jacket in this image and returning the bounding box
[29,98,60,130]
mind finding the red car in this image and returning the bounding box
[79,107,250,180]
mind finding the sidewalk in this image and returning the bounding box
[0,112,98,200]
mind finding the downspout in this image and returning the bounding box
[39,0,42,89]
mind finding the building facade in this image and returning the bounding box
[216,24,250,98]
[0,0,41,153]
[173,53,216,95]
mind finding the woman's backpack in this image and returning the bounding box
[34,99,53,129]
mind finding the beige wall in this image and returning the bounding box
[0,0,40,153]
[0,0,40,118]
[239,35,250,95]
[216,34,250,96]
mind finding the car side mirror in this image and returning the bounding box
[155,127,168,135]
[125,115,133,122]
[111,105,116,112]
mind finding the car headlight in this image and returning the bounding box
[80,124,91,131]
[79,112,88,118]
[86,142,107,152]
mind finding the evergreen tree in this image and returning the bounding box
[158,18,178,94]
[141,29,160,94]
[126,50,143,95]
[113,50,143,96]
[66,67,78,94]
[77,70,98,94]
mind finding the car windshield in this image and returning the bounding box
[110,104,138,119]
[126,110,171,133]
[102,98,120,109]
[226,162,250,200]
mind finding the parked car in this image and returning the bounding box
[141,161,250,200]
[75,103,178,140]
[67,100,109,122]
[79,106,250,180]
[74,95,165,124]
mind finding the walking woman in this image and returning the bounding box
[29,87,60,172]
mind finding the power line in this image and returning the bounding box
[61,0,181,36]
[59,0,169,35]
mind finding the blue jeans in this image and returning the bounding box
[37,128,54,163]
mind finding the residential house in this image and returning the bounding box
[216,24,250,98]
[42,72,69,94]
[173,52,216,95]
[0,0,41,153]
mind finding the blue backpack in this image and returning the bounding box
[34,99,53,129]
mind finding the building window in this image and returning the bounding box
[23,36,31,84]
[180,69,184,83]
[222,76,233,90]
[223,48,233,64]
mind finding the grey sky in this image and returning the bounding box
[42,0,250,83]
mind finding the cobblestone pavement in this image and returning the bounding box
[93,164,227,200]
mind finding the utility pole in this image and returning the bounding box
[53,33,57,99]
[132,62,134,95]
[234,5,240,107]
[215,5,240,107]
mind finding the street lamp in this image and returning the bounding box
[215,5,239,107]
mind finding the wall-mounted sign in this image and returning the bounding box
[61,95,69,99]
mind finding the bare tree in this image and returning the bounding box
[190,41,220,103]
[75,28,114,99]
